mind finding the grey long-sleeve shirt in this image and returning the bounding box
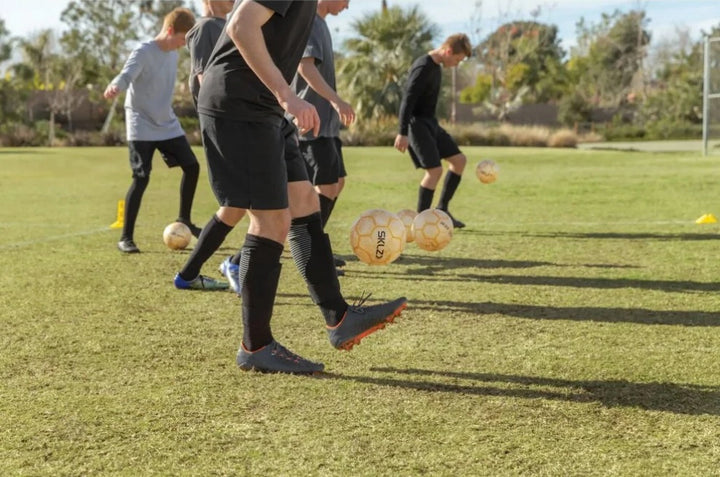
[110,41,185,141]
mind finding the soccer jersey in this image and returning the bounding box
[186,16,227,105]
[110,41,184,141]
[397,54,442,136]
[292,14,340,140]
[198,0,318,123]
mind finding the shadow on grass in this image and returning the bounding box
[329,367,720,416]
[410,298,720,326]
[525,231,719,241]
[347,269,718,293]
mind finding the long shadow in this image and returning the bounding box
[409,298,720,326]
[324,367,720,416]
[525,231,719,241]
[277,294,720,326]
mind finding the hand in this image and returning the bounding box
[394,134,409,153]
[103,84,119,100]
[332,98,355,127]
[284,95,320,137]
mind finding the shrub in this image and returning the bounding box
[547,129,578,148]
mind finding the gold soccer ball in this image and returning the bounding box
[396,209,417,243]
[476,159,499,184]
[163,222,192,250]
[412,209,453,252]
[349,209,406,265]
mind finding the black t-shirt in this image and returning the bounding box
[198,0,317,123]
[397,54,441,135]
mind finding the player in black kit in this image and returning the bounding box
[394,34,472,228]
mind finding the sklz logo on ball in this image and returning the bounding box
[375,230,386,258]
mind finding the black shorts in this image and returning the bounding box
[200,114,307,210]
[407,117,461,169]
[128,136,198,179]
[300,137,346,185]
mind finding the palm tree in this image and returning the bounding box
[337,5,439,120]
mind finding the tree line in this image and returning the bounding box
[0,1,718,145]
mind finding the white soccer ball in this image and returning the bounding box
[476,159,499,184]
[412,209,453,251]
[349,209,406,265]
[396,209,417,243]
[163,222,192,250]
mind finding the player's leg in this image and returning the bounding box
[157,136,202,237]
[435,127,467,228]
[408,118,442,212]
[118,141,154,253]
[285,122,407,350]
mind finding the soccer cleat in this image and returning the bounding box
[334,255,347,267]
[219,256,241,293]
[173,273,229,291]
[117,239,140,253]
[176,219,202,238]
[327,294,407,350]
[438,209,465,229]
[236,340,324,374]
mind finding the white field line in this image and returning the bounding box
[0,227,112,250]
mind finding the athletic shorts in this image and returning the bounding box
[127,136,198,179]
[407,117,461,169]
[300,136,346,185]
[200,114,307,210]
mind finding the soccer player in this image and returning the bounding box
[104,8,202,254]
[197,0,407,374]
[291,0,354,274]
[173,0,238,291]
[394,34,473,228]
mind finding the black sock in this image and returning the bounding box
[230,251,242,266]
[319,194,334,229]
[239,234,284,351]
[437,171,462,211]
[288,213,348,326]
[178,215,233,281]
[417,186,434,212]
[177,161,199,224]
[121,176,149,241]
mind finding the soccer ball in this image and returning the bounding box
[350,209,406,265]
[412,209,453,251]
[476,159,499,184]
[396,209,417,243]
[163,222,192,250]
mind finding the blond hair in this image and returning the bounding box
[163,7,195,34]
[441,33,472,57]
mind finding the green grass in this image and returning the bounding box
[1,145,720,475]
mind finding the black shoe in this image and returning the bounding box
[117,239,140,253]
[327,295,407,350]
[176,219,202,238]
[438,209,465,229]
[334,255,346,267]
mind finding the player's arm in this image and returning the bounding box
[394,63,427,152]
[297,57,355,126]
[227,1,319,136]
[104,47,144,99]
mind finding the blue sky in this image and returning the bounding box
[2,0,720,53]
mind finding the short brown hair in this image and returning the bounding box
[163,7,195,34]
[441,33,472,57]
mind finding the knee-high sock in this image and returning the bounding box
[238,234,283,351]
[319,194,334,229]
[288,213,348,326]
[436,171,462,211]
[417,186,434,212]
[178,214,233,281]
[122,176,149,241]
[178,162,199,224]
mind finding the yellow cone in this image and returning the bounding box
[109,200,125,229]
[695,213,717,224]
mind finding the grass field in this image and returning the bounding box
[1,145,720,475]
